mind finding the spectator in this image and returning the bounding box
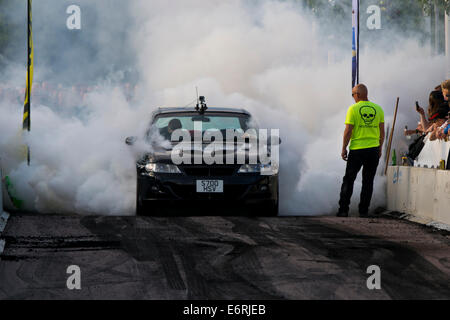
[428,107,449,141]
[444,122,450,137]
[430,110,450,141]
[404,122,424,137]
[441,80,450,101]
[404,88,448,162]
[415,90,446,132]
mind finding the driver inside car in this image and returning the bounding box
[160,118,182,140]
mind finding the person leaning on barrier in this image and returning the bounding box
[444,121,450,137]
[426,89,449,141]
[337,84,385,218]
[428,107,450,141]
[435,121,450,140]
[415,90,446,133]
[430,109,450,141]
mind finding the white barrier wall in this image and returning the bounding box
[387,166,450,226]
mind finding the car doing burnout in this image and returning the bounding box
[126,101,279,216]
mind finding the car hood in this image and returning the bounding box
[142,142,266,165]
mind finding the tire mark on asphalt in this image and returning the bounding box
[273,218,450,299]
[1,235,121,261]
[81,216,187,293]
[170,217,281,299]
[222,217,344,299]
[147,237,186,291]
[72,215,450,299]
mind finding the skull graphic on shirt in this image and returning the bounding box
[359,106,377,125]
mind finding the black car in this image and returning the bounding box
[126,102,279,216]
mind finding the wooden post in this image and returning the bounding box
[384,97,400,175]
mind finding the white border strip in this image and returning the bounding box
[0,159,9,256]
[0,239,5,256]
[381,211,450,232]
[0,212,9,257]
[427,221,450,232]
[0,211,9,234]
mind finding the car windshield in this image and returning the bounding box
[153,112,254,133]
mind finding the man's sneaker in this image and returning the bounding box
[336,212,348,217]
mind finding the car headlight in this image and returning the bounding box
[238,163,279,175]
[145,163,181,174]
[238,164,261,173]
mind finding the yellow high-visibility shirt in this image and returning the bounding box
[345,101,384,150]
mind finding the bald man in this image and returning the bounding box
[337,84,385,217]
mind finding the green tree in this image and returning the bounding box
[374,0,427,37]
[0,0,24,67]
[0,0,10,63]
[419,0,450,15]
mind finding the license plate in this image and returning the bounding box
[196,180,224,193]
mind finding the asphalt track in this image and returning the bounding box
[0,212,449,299]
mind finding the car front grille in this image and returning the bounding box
[180,165,240,177]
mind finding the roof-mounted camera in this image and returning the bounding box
[195,95,208,114]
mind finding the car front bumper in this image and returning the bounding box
[137,172,278,204]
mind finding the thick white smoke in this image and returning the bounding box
[0,0,445,215]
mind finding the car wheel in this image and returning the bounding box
[256,200,278,217]
[269,185,279,216]
[270,199,279,216]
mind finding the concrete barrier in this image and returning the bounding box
[387,166,450,227]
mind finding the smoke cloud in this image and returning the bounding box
[0,0,445,215]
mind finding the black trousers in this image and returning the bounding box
[338,147,380,215]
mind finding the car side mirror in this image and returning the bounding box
[125,136,137,145]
